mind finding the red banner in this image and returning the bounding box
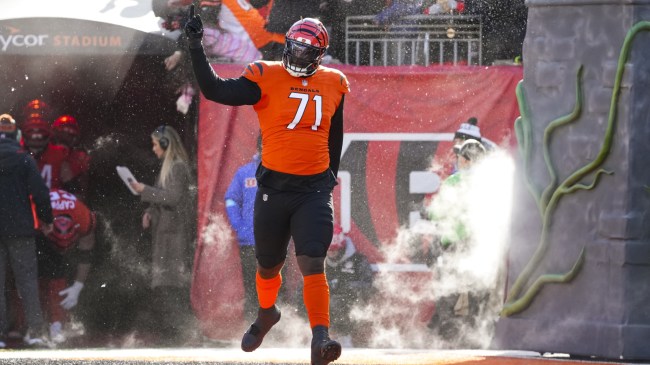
[191,64,522,339]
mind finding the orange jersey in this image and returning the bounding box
[243,61,350,175]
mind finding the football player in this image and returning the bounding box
[186,10,348,365]
[40,189,95,344]
[8,188,95,345]
[21,116,73,190]
[52,115,90,198]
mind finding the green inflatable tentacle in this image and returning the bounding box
[563,169,613,195]
[561,22,650,190]
[540,66,584,212]
[503,21,650,316]
[501,248,585,316]
[515,81,543,215]
[506,67,584,303]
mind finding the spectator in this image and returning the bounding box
[21,116,74,190]
[153,0,283,114]
[424,0,465,14]
[129,124,196,346]
[186,13,348,365]
[437,116,482,178]
[426,138,488,347]
[324,225,374,347]
[224,135,261,323]
[374,0,429,65]
[51,115,91,199]
[36,189,96,345]
[0,113,53,348]
[374,0,426,27]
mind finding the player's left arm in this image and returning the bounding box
[328,95,345,178]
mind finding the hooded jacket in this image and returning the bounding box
[224,153,260,247]
[0,138,53,237]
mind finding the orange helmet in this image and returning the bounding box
[22,117,52,150]
[22,99,51,121]
[52,115,80,147]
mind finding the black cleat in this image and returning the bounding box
[311,325,341,365]
[241,305,281,352]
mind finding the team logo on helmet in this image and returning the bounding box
[282,18,329,77]
[22,99,51,122]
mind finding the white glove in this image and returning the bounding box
[59,281,84,310]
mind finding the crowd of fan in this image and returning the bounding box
[157,0,526,114]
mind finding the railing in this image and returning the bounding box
[345,15,482,66]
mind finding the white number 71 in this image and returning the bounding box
[287,92,322,131]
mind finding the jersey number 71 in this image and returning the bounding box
[286,92,322,131]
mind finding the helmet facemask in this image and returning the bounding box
[23,118,52,151]
[282,39,326,77]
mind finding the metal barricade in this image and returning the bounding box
[345,15,482,66]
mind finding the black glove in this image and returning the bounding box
[184,4,204,49]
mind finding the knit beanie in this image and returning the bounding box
[454,117,481,141]
[0,113,18,140]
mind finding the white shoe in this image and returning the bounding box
[49,322,66,344]
[23,330,53,348]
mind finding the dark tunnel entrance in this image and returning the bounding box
[0,17,198,344]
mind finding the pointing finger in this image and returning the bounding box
[189,4,195,18]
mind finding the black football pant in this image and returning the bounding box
[253,186,334,269]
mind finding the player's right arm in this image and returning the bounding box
[185,4,261,106]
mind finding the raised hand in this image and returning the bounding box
[185,4,204,48]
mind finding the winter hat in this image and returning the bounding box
[454,117,482,142]
[0,113,18,140]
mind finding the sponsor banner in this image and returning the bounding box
[191,64,523,338]
[0,18,170,55]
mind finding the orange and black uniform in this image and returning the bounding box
[189,47,349,329]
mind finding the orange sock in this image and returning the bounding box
[256,272,282,309]
[303,273,330,328]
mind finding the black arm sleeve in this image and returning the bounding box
[328,95,345,178]
[188,46,261,106]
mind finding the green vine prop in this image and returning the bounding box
[501,21,650,317]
